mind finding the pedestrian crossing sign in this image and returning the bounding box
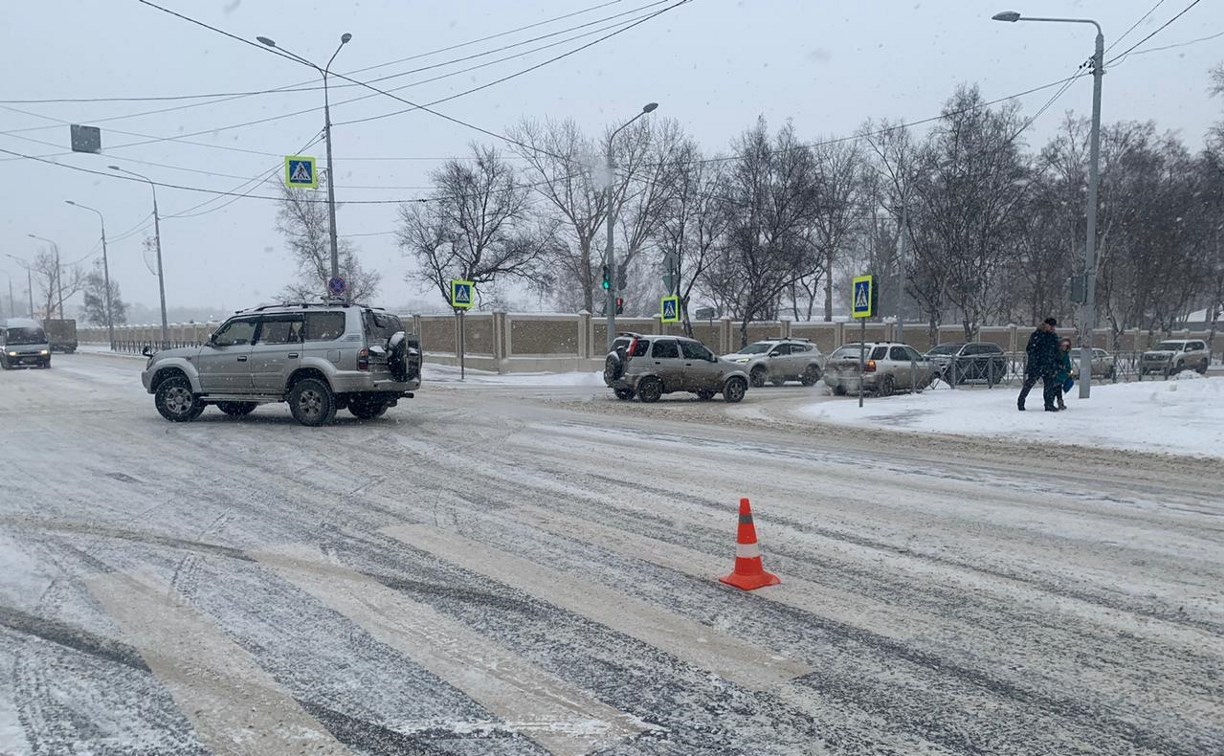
[284,155,318,189]
[660,295,680,324]
[450,279,474,310]
[852,275,874,319]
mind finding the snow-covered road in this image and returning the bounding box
[1,354,1222,755]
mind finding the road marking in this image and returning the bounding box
[382,524,811,691]
[253,545,649,756]
[85,570,350,756]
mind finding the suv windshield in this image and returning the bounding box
[736,342,774,355]
[5,327,48,345]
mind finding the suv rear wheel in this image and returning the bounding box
[723,376,747,403]
[637,377,663,403]
[289,378,337,426]
[879,375,896,397]
[1199,358,1209,374]
[749,366,767,388]
[614,387,635,400]
[800,365,821,386]
[155,376,204,422]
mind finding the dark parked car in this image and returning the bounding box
[925,342,1008,384]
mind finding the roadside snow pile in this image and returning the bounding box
[799,377,1224,458]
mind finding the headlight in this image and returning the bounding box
[40,350,50,356]
[7,352,15,357]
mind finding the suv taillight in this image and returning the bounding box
[626,337,638,361]
[865,359,877,372]
[357,347,370,371]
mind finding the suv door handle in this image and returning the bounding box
[287,353,299,359]
[236,356,248,362]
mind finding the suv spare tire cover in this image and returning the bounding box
[388,331,410,382]
[605,353,624,381]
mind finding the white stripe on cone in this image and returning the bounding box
[735,542,761,559]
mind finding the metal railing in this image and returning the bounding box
[928,350,1207,390]
[111,339,206,355]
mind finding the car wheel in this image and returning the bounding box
[749,366,767,388]
[217,401,257,417]
[155,376,204,422]
[289,378,337,426]
[696,389,716,401]
[879,375,896,397]
[1107,366,1117,380]
[833,384,847,396]
[349,399,388,420]
[1199,359,1209,375]
[800,365,821,386]
[614,387,635,401]
[723,376,747,403]
[604,354,624,384]
[637,377,663,403]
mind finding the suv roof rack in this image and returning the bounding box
[236,301,388,314]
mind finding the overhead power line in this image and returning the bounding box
[1107,0,1168,54]
[1108,0,1204,65]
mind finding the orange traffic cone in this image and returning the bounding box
[719,498,781,591]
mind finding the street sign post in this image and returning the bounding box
[450,280,474,380]
[660,295,680,324]
[284,156,319,189]
[852,275,874,408]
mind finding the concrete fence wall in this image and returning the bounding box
[78,316,1224,374]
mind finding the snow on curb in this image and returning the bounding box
[798,376,1224,459]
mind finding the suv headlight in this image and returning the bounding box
[40,350,50,356]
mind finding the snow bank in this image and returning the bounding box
[799,377,1224,458]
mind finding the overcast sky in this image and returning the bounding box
[1,0,1220,318]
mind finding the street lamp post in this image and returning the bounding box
[5,255,35,318]
[605,102,659,352]
[109,166,168,348]
[27,233,63,319]
[993,10,1103,399]
[66,200,115,350]
[2,271,13,318]
[257,33,351,284]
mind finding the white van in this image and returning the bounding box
[0,318,52,369]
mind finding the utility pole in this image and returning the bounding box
[110,166,169,348]
[604,102,658,351]
[66,201,116,349]
[896,202,907,343]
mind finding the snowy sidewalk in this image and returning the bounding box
[799,374,1224,459]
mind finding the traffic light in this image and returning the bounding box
[615,297,625,315]
[601,265,611,290]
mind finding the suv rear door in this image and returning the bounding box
[649,339,684,391]
[249,314,304,393]
[888,346,912,389]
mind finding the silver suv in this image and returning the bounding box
[604,333,749,403]
[823,342,934,397]
[1140,339,1210,376]
[140,302,421,426]
[722,339,825,387]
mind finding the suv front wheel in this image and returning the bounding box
[155,376,205,422]
[289,378,337,426]
[723,376,747,403]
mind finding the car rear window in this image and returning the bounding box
[363,311,402,342]
[304,312,346,342]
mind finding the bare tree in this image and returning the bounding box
[30,249,83,320]
[81,260,127,327]
[705,118,820,347]
[655,145,732,334]
[398,145,550,309]
[276,174,380,303]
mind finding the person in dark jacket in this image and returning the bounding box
[1018,317,1061,411]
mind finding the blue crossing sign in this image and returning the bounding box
[660,295,680,324]
[285,155,318,189]
[851,275,874,319]
[450,279,474,310]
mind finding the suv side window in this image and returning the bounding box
[652,340,680,359]
[304,312,346,342]
[889,346,909,361]
[629,339,650,357]
[1192,341,1206,352]
[258,316,303,345]
[212,318,258,347]
[871,346,888,360]
[680,341,712,361]
[905,346,924,362]
[771,344,791,356]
